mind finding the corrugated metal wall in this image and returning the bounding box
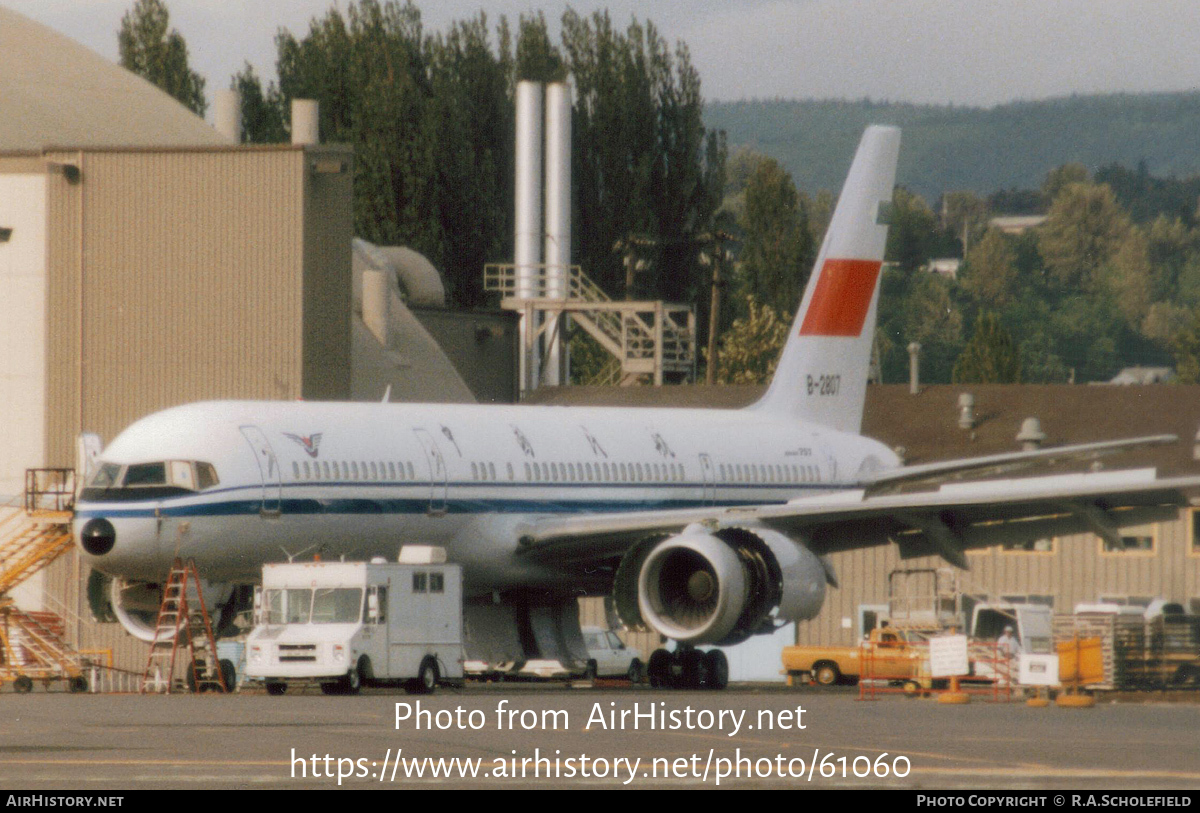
[797,513,1200,648]
[37,145,352,673]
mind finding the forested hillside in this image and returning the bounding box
[704,95,1200,202]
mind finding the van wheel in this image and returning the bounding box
[814,663,840,686]
[627,659,644,684]
[408,658,438,695]
[218,659,236,692]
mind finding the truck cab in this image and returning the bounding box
[245,547,463,695]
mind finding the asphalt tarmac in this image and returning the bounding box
[1,682,1198,790]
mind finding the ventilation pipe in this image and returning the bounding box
[1017,417,1046,451]
[908,342,922,395]
[957,393,976,429]
[213,89,241,144]
[291,99,319,146]
[542,81,572,387]
[514,81,544,393]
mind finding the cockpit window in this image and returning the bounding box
[89,463,122,489]
[196,462,219,490]
[80,460,220,501]
[123,462,167,487]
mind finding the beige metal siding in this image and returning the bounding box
[38,145,353,673]
[796,516,1200,649]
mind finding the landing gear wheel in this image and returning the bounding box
[680,649,704,689]
[814,663,840,686]
[68,676,88,694]
[218,659,236,693]
[407,658,438,695]
[648,649,671,688]
[13,675,32,693]
[266,681,287,696]
[705,650,729,690]
[627,659,644,684]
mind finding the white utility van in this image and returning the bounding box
[969,602,1053,682]
[245,546,463,695]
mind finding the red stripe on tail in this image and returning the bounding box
[798,259,883,337]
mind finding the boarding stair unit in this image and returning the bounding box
[484,263,697,387]
[140,558,229,694]
[0,468,89,692]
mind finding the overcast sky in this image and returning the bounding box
[7,0,1200,111]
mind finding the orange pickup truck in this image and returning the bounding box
[781,627,926,686]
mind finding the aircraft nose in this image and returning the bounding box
[79,518,116,556]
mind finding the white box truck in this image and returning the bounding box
[245,547,463,695]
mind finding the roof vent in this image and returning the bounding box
[1016,417,1046,451]
[957,393,975,429]
[213,89,241,143]
[908,342,921,395]
[291,99,319,146]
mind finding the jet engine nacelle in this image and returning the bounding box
[614,524,829,646]
[87,569,242,642]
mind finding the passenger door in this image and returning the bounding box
[413,429,448,515]
[240,425,282,517]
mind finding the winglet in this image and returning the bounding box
[749,126,900,433]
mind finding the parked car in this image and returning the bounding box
[516,627,644,682]
[581,627,643,682]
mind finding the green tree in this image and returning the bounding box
[1098,227,1151,330]
[1038,181,1130,290]
[118,0,207,115]
[562,9,725,304]
[940,190,989,255]
[960,228,1018,309]
[711,296,788,384]
[1042,162,1089,202]
[737,158,813,315]
[953,312,1021,383]
[232,64,286,144]
[1171,311,1200,384]
[885,188,940,275]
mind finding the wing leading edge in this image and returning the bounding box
[516,468,1200,571]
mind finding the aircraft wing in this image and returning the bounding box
[516,468,1200,571]
[858,434,1179,496]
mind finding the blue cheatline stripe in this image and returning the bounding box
[73,481,849,520]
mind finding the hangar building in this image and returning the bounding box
[0,6,354,669]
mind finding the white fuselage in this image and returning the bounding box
[74,399,899,594]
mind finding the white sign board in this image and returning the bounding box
[929,634,970,678]
[1018,653,1060,687]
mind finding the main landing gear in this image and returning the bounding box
[646,647,729,690]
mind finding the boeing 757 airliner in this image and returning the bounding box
[73,127,1200,689]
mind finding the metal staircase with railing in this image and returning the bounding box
[0,469,88,692]
[484,263,696,387]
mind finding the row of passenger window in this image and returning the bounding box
[718,462,822,485]
[291,459,418,482]
[288,457,819,487]
[521,460,688,484]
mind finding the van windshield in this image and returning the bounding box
[264,587,361,624]
[312,588,362,624]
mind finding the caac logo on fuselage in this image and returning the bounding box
[283,432,323,458]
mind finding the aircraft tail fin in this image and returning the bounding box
[748,125,900,433]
